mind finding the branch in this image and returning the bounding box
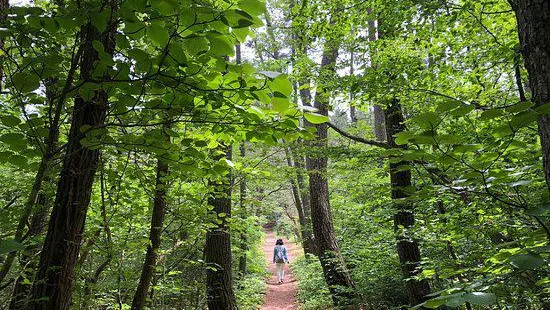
[328,122,392,149]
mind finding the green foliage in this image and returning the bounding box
[292,255,333,310]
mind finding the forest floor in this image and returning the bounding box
[260,230,299,310]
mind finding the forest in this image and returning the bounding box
[0,0,549,309]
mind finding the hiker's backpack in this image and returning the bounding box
[275,246,285,263]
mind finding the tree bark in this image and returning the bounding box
[305,36,357,307]
[27,12,117,310]
[385,99,430,306]
[285,147,316,255]
[373,105,386,142]
[131,135,170,310]
[238,142,247,277]
[0,0,7,91]
[204,146,237,310]
[367,12,386,141]
[513,0,550,193]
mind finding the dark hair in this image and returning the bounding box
[275,239,284,245]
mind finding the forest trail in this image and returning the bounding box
[261,230,299,310]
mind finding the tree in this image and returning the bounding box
[204,146,238,310]
[28,3,118,308]
[0,0,7,92]
[384,99,430,306]
[512,0,550,193]
[305,18,358,307]
[131,122,171,310]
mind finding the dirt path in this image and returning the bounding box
[260,230,299,310]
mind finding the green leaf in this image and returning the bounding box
[92,40,104,53]
[207,34,234,56]
[270,74,292,97]
[148,23,170,47]
[272,97,290,112]
[508,253,545,270]
[304,113,329,124]
[0,239,25,255]
[169,42,187,64]
[424,298,446,309]
[182,36,209,56]
[152,0,177,15]
[1,115,21,127]
[463,292,496,305]
[0,133,26,148]
[480,109,504,120]
[232,27,249,42]
[12,72,40,93]
[238,0,267,16]
[506,101,534,113]
[8,154,28,167]
[449,104,475,117]
[91,11,108,32]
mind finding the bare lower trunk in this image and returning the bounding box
[385,99,430,306]
[131,129,170,310]
[513,0,550,193]
[204,146,237,310]
[28,15,116,310]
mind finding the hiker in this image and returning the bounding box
[273,238,289,284]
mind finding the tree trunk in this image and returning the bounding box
[204,146,237,310]
[384,99,430,306]
[305,40,357,307]
[350,36,357,124]
[285,147,316,255]
[238,142,247,277]
[0,0,7,91]
[27,14,117,310]
[131,140,170,310]
[234,45,248,278]
[373,104,386,142]
[367,12,386,141]
[292,149,317,256]
[513,0,550,193]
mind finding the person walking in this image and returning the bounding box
[273,238,289,284]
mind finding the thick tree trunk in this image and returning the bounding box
[27,15,116,310]
[385,99,430,306]
[513,0,550,193]
[305,43,357,306]
[204,146,237,310]
[131,148,170,310]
